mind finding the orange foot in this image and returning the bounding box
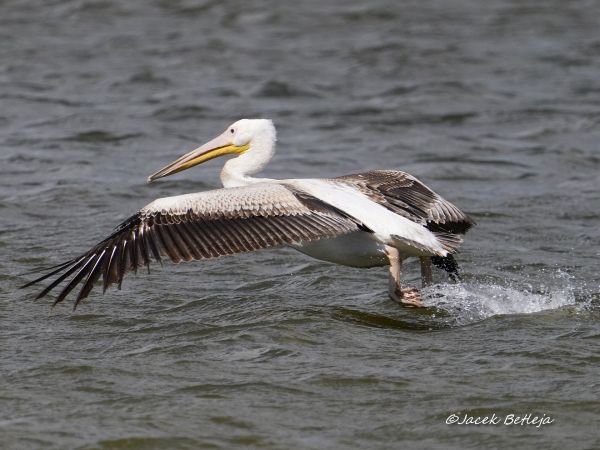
[401,288,424,308]
[391,287,424,308]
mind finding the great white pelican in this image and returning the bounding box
[23,119,474,309]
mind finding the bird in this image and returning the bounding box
[22,119,474,310]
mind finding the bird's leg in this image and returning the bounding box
[420,256,433,288]
[385,246,424,308]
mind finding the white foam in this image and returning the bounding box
[422,275,578,325]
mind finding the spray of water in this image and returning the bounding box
[421,269,590,325]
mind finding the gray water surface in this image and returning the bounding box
[1,1,599,449]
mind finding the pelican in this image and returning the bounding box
[22,119,474,309]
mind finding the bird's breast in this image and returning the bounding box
[291,232,388,268]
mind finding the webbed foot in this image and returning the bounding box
[390,287,424,308]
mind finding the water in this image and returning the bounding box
[1,1,599,449]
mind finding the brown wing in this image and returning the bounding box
[335,170,475,234]
[22,183,363,309]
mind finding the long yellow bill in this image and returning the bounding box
[147,131,249,183]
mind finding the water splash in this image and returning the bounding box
[423,271,582,325]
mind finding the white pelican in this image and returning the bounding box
[23,119,474,309]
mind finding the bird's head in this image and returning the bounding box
[148,118,276,183]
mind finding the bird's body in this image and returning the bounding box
[293,232,388,268]
[23,119,474,309]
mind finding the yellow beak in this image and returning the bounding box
[147,131,250,183]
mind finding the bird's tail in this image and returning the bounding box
[431,255,461,281]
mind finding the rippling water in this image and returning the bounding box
[1,1,599,449]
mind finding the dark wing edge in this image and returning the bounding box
[431,254,461,281]
[21,197,362,309]
[335,170,475,254]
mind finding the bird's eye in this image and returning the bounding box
[230,128,235,134]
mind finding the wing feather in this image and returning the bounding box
[138,226,151,272]
[75,249,108,309]
[23,183,363,308]
[54,255,98,306]
[103,245,119,293]
[335,170,475,235]
[117,239,129,289]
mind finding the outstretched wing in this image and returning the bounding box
[22,183,364,308]
[335,170,474,252]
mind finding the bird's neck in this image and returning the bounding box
[220,128,276,188]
